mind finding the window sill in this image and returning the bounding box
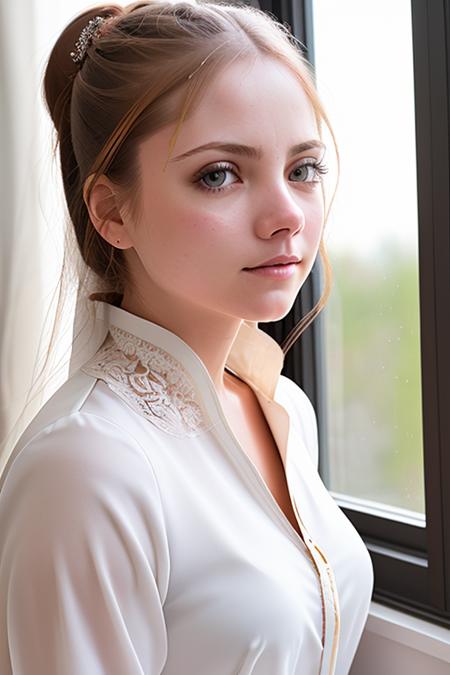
[366,601,450,663]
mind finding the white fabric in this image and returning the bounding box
[0,298,374,674]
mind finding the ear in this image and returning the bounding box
[83,174,134,250]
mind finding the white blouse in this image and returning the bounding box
[0,298,374,675]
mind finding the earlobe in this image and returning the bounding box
[82,173,133,249]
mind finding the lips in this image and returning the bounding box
[244,254,301,269]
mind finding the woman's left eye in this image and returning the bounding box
[193,158,329,194]
[290,159,329,183]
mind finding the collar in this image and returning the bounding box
[84,297,285,401]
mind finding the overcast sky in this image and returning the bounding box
[312,0,418,261]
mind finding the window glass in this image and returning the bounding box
[312,0,425,518]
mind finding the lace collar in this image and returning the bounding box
[80,298,285,436]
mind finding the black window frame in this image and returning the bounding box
[257,0,450,628]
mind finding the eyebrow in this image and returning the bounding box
[170,139,326,162]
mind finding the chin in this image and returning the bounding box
[241,298,297,324]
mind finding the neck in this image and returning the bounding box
[119,290,244,398]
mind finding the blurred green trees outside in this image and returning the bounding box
[324,240,425,515]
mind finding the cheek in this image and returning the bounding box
[172,209,234,255]
[305,197,324,242]
[142,204,233,277]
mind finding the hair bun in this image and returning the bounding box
[43,5,123,131]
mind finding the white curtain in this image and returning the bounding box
[0,0,97,475]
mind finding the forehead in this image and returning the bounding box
[185,55,317,142]
[197,55,314,116]
[138,55,319,164]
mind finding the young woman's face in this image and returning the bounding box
[129,55,326,323]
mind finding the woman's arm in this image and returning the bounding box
[0,413,170,675]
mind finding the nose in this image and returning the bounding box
[254,182,306,237]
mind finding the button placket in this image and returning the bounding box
[292,498,340,675]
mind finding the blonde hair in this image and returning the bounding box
[2,0,339,469]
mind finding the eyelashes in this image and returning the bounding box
[193,158,329,194]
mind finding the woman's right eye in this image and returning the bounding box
[193,162,239,193]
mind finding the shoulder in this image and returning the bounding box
[3,408,155,494]
[276,374,319,469]
[1,367,148,490]
[0,392,171,673]
[0,405,171,596]
[0,388,169,558]
[1,405,164,518]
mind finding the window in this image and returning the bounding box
[313,0,424,517]
[259,0,450,628]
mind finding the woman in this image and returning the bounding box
[0,2,374,673]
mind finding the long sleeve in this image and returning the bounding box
[0,412,171,675]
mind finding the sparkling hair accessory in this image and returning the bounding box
[70,15,110,66]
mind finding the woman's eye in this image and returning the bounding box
[193,158,328,194]
[290,159,329,183]
[194,163,238,193]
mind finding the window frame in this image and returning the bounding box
[258,0,450,628]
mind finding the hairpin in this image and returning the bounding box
[70,15,110,66]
